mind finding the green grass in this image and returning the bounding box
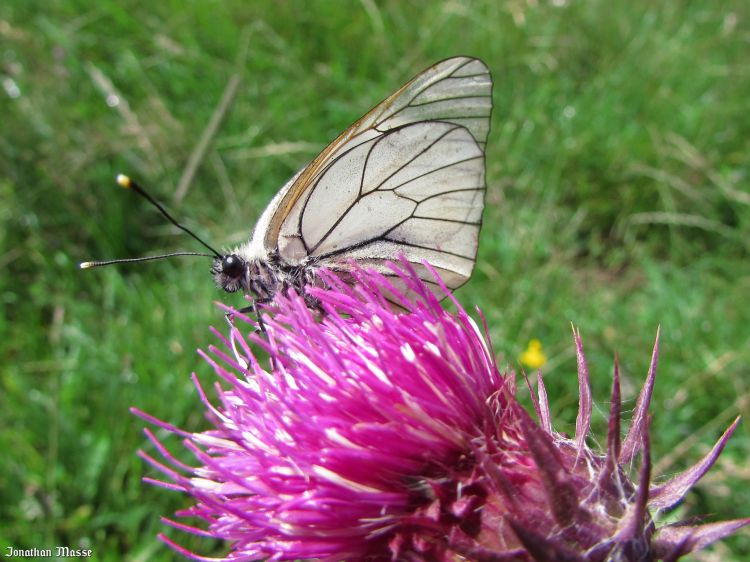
[2,1,749,560]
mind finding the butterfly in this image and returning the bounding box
[82,57,492,311]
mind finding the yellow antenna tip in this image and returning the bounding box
[116,174,132,188]
[79,262,94,269]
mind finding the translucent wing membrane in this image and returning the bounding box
[355,57,492,148]
[252,56,492,300]
[278,122,484,292]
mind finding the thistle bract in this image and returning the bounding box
[134,262,748,561]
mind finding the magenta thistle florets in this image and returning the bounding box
[134,262,748,561]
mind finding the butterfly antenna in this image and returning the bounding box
[80,252,214,269]
[115,174,222,258]
[79,175,223,269]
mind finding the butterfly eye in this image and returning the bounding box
[211,254,247,294]
[222,255,245,279]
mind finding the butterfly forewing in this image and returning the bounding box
[253,56,492,300]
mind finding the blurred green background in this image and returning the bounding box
[2,1,749,560]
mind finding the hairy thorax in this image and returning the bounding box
[212,248,318,304]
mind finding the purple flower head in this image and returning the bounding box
[134,261,749,561]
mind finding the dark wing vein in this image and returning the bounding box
[416,186,484,203]
[409,94,493,108]
[379,239,476,261]
[305,124,463,255]
[314,181,483,263]
[382,59,490,142]
[410,216,481,226]
[368,125,462,193]
[379,155,483,193]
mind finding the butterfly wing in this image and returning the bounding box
[252,56,492,296]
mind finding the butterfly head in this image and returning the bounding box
[212,254,248,293]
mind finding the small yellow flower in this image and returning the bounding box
[520,339,547,369]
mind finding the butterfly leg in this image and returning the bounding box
[244,298,282,370]
[223,301,269,371]
[302,291,325,318]
[251,298,275,334]
[224,309,250,371]
[224,303,267,331]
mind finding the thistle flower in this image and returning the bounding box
[134,262,748,561]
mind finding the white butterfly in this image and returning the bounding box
[82,57,492,310]
[213,56,492,307]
